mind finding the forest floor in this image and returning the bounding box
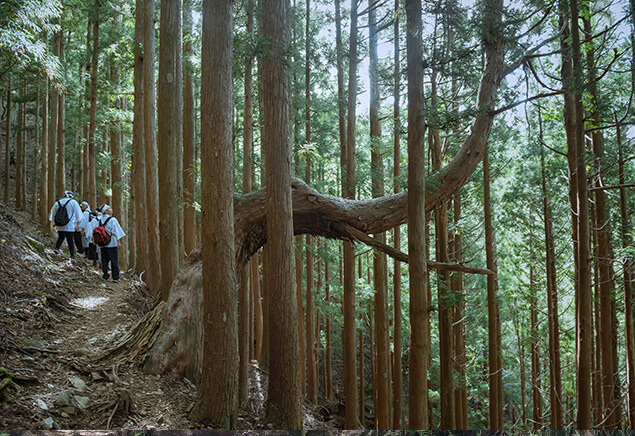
[0,202,339,430]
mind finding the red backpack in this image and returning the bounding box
[93,216,112,247]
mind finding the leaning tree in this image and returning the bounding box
[142,0,511,380]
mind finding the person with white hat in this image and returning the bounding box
[75,201,91,255]
[49,191,84,259]
[96,204,126,282]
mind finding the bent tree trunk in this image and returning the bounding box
[144,33,505,381]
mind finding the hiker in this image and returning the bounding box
[75,201,90,254]
[49,191,84,259]
[95,204,125,282]
[81,210,98,264]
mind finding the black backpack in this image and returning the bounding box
[54,199,71,226]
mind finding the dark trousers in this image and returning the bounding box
[87,243,97,260]
[101,246,119,280]
[74,231,84,254]
[55,231,76,257]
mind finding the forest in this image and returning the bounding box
[1,0,635,431]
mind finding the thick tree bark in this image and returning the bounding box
[238,0,255,406]
[39,78,49,230]
[88,4,99,209]
[325,255,333,400]
[618,122,635,428]
[406,0,429,428]
[539,111,563,429]
[132,0,147,275]
[81,21,90,201]
[110,30,124,268]
[484,146,503,429]
[305,0,317,406]
[189,0,238,427]
[530,266,542,429]
[567,0,593,427]
[392,0,403,427]
[431,75,454,430]
[452,192,468,429]
[183,0,197,256]
[56,28,65,198]
[584,16,620,428]
[31,87,39,221]
[262,0,302,428]
[16,87,23,210]
[343,0,360,428]
[144,0,162,293]
[3,81,9,204]
[158,0,183,299]
[369,0,389,428]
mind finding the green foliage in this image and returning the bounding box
[0,0,62,79]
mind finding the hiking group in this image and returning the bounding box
[49,191,126,283]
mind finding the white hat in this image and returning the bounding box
[65,191,74,198]
[81,201,89,207]
[102,204,111,214]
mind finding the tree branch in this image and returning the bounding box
[335,221,493,275]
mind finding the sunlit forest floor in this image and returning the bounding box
[0,203,339,430]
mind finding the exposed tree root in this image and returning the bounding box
[91,300,167,365]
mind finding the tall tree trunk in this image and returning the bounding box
[484,146,503,429]
[81,20,91,202]
[39,77,49,230]
[369,0,389,428]
[538,111,563,429]
[56,28,66,197]
[359,327,366,426]
[335,0,346,189]
[32,86,39,221]
[392,1,403,428]
[88,4,99,209]
[430,76,454,430]
[262,0,302,428]
[158,0,183,299]
[110,61,124,267]
[295,237,306,394]
[305,0,317,405]
[144,0,162,293]
[183,0,197,256]
[343,0,360,428]
[452,191,468,429]
[244,0,262,366]
[132,0,147,275]
[584,16,620,428]
[618,121,635,428]
[3,81,9,204]
[16,86,23,210]
[189,0,238,427]
[325,254,333,399]
[530,265,542,429]
[565,0,593,426]
[238,0,255,405]
[406,0,429,428]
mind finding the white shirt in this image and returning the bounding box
[49,198,83,232]
[98,215,126,248]
[80,212,93,247]
[85,217,98,244]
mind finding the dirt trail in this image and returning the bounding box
[0,205,339,430]
[0,207,195,430]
